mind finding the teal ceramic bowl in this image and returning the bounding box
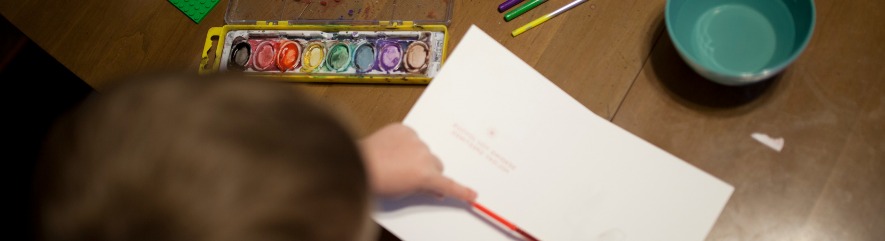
[666,0,815,85]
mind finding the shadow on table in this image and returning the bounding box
[1,15,94,241]
[377,195,522,241]
[644,20,781,111]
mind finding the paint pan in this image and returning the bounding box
[404,41,430,73]
[276,40,301,72]
[227,37,251,71]
[377,41,403,72]
[353,43,376,73]
[251,41,277,71]
[212,30,447,80]
[326,42,351,72]
[301,42,326,72]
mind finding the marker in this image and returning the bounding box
[511,0,587,36]
[498,0,526,12]
[472,203,540,241]
[504,0,546,22]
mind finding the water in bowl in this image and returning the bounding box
[688,2,795,74]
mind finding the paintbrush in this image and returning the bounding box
[338,31,421,38]
[247,31,325,38]
[281,31,326,38]
[472,202,541,241]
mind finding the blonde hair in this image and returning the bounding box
[36,75,372,241]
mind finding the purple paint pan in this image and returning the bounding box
[376,40,403,72]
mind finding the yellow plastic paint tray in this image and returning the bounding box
[200,0,453,84]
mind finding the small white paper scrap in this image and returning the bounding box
[751,133,784,152]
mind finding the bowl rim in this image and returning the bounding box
[664,0,816,79]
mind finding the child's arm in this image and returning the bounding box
[360,123,478,202]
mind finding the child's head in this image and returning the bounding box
[36,75,374,241]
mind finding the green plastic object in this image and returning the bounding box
[666,0,815,85]
[169,0,221,23]
[504,0,546,22]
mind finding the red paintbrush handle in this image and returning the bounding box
[472,203,518,230]
[471,202,540,241]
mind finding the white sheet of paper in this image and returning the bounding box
[373,25,734,241]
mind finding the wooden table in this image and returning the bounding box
[2,0,882,240]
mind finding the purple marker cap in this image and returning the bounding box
[498,0,526,12]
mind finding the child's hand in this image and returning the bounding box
[360,123,478,202]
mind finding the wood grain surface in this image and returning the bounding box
[2,0,883,240]
[0,0,664,136]
[611,0,885,240]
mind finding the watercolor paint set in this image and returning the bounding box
[219,30,445,77]
[200,0,453,84]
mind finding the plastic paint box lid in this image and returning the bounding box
[225,0,453,26]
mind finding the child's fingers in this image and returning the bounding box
[425,174,477,202]
[417,189,446,199]
[428,153,444,172]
